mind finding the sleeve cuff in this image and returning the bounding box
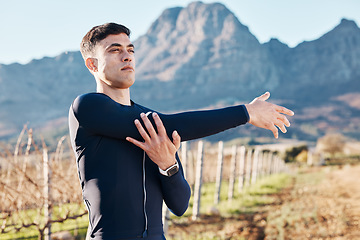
[241,105,250,123]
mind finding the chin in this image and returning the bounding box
[118,78,135,89]
[127,77,136,86]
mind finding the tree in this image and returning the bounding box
[284,145,308,163]
[316,133,347,157]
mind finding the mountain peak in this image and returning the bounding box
[325,18,360,37]
[186,1,228,10]
[339,18,359,28]
[265,38,288,47]
[145,2,233,38]
[296,17,360,48]
[134,1,258,81]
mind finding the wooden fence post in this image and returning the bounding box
[251,149,259,185]
[267,152,273,175]
[13,125,26,165]
[269,153,274,175]
[227,145,237,201]
[267,152,272,175]
[245,149,252,187]
[273,154,276,174]
[181,142,188,179]
[192,141,204,220]
[258,151,264,179]
[237,146,246,193]
[262,152,268,177]
[43,147,51,240]
[17,129,32,192]
[214,141,224,205]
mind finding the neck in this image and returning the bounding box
[96,82,131,106]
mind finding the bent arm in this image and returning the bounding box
[159,154,191,216]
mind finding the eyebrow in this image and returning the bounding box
[106,43,134,50]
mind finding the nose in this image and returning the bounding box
[122,52,133,62]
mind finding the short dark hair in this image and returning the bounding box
[80,23,131,59]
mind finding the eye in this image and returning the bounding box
[129,49,135,53]
[109,48,120,53]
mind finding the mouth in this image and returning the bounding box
[121,65,134,71]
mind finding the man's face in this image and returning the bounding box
[92,33,135,89]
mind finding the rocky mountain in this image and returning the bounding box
[0,1,359,142]
[133,2,279,109]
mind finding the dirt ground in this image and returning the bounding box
[167,165,360,240]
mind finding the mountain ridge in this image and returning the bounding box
[0,2,359,141]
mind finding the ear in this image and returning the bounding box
[85,58,98,73]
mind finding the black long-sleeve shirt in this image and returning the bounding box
[68,92,249,239]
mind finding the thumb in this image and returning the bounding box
[172,130,181,150]
[257,91,270,101]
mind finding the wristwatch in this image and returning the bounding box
[159,161,179,177]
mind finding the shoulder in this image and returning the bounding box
[71,93,113,114]
[73,93,111,107]
[75,92,111,104]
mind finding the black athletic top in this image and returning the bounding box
[68,92,249,240]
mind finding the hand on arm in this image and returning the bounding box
[245,92,294,139]
[126,112,181,170]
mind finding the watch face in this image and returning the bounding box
[167,166,179,176]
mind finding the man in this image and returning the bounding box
[68,23,294,240]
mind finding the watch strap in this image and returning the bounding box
[159,161,179,177]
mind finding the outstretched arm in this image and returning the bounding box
[245,92,294,138]
[72,92,293,143]
[72,93,249,142]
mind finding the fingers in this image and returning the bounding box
[126,136,146,150]
[134,119,151,142]
[127,113,180,169]
[269,125,279,139]
[275,105,295,116]
[277,114,291,127]
[172,130,181,150]
[275,119,287,134]
[257,91,270,101]
[139,112,169,138]
[264,112,290,138]
[140,112,158,138]
[131,112,176,143]
[152,112,167,136]
[257,91,294,117]
[248,92,294,139]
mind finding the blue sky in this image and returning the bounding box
[0,0,359,64]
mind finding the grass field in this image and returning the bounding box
[167,164,360,240]
[167,173,292,240]
[1,173,291,240]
